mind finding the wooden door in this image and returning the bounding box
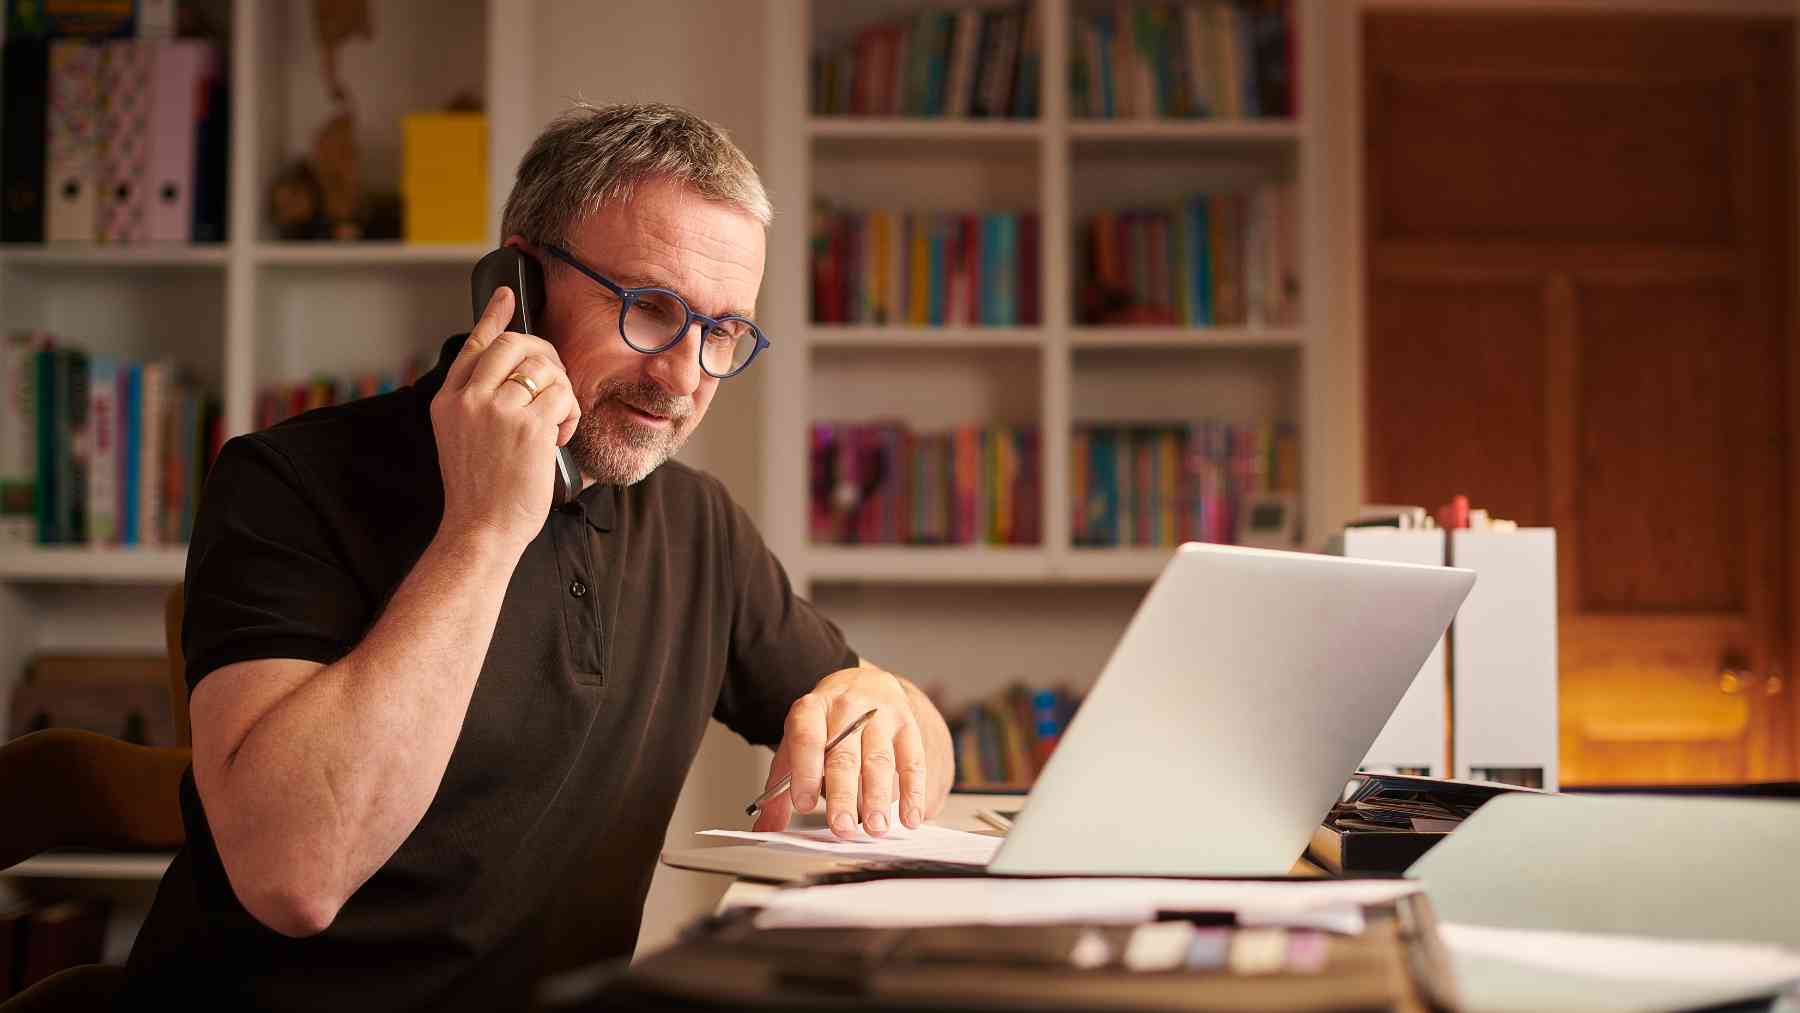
[1363,12,1795,784]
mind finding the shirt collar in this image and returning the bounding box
[571,482,616,532]
[421,334,617,533]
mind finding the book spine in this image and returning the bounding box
[86,357,119,545]
[944,9,981,118]
[138,362,165,545]
[1012,7,1040,117]
[63,349,89,544]
[35,348,58,543]
[0,336,38,544]
[120,363,140,544]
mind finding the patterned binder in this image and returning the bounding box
[97,39,153,243]
[46,41,101,243]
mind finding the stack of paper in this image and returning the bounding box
[698,823,1004,866]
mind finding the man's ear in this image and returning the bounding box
[502,234,532,253]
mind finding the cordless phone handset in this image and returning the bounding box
[470,248,579,509]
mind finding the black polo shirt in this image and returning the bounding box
[121,335,857,1011]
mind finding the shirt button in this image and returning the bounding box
[570,579,588,599]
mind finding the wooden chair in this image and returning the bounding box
[0,586,191,1010]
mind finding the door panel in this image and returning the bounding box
[1574,281,1748,614]
[1374,77,1736,245]
[1365,280,1547,526]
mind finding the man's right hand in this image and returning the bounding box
[430,287,582,551]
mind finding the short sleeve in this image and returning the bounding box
[181,434,372,691]
[714,494,858,748]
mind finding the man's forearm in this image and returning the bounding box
[205,528,521,931]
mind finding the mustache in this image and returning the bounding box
[597,380,694,421]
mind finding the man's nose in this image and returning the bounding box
[644,322,706,396]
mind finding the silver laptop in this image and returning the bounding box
[988,542,1475,876]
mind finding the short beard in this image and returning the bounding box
[566,378,694,487]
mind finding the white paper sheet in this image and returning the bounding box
[697,823,1004,866]
[1440,923,1800,1013]
[744,876,1421,934]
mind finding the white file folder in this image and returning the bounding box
[1450,528,1558,790]
[1336,528,1450,777]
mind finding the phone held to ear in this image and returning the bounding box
[471,248,580,509]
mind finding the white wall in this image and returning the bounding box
[522,0,775,960]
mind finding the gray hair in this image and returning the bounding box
[500,101,772,248]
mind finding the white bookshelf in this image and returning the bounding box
[0,0,530,749]
[761,0,1334,707]
[0,546,188,584]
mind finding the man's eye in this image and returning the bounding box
[706,326,734,344]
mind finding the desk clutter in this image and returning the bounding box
[0,333,218,546]
[591,882,1451,1011]
[1306,772,1532,877]
[643,794,1800,1012]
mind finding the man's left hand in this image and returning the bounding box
[753,666,951,839]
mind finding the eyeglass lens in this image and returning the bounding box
[623,290,759,376]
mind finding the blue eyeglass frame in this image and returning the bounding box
[541,243,770,379]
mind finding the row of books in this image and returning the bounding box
[1072,421,1297,548]
[811,207,1041,327]
[1071,1,1295,120]
[254,358,434,431]
[809,423,1042,546]
[1078,184,1298,327]
[0,334,221,547]
[812,6,1041,119]
[1,34,230,243]
[946,683,1084,790]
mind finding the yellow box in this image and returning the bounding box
[402,112,487,244]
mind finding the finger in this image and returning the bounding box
[468,333,561,396]
[751,744,793,832]
[531,386,580,455]
[492,353,562,409]
[553,379,582,446]
[781,694,829,815]
[858,715,901,836]
[893,718,928,829]
[448,287,514,391]
[822,700,865,840]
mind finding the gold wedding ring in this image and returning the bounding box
[504,372,542,402]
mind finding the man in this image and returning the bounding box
[122,102,954,1010]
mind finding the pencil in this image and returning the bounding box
[745,707,879,817]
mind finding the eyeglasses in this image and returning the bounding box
[542,244,769,379]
